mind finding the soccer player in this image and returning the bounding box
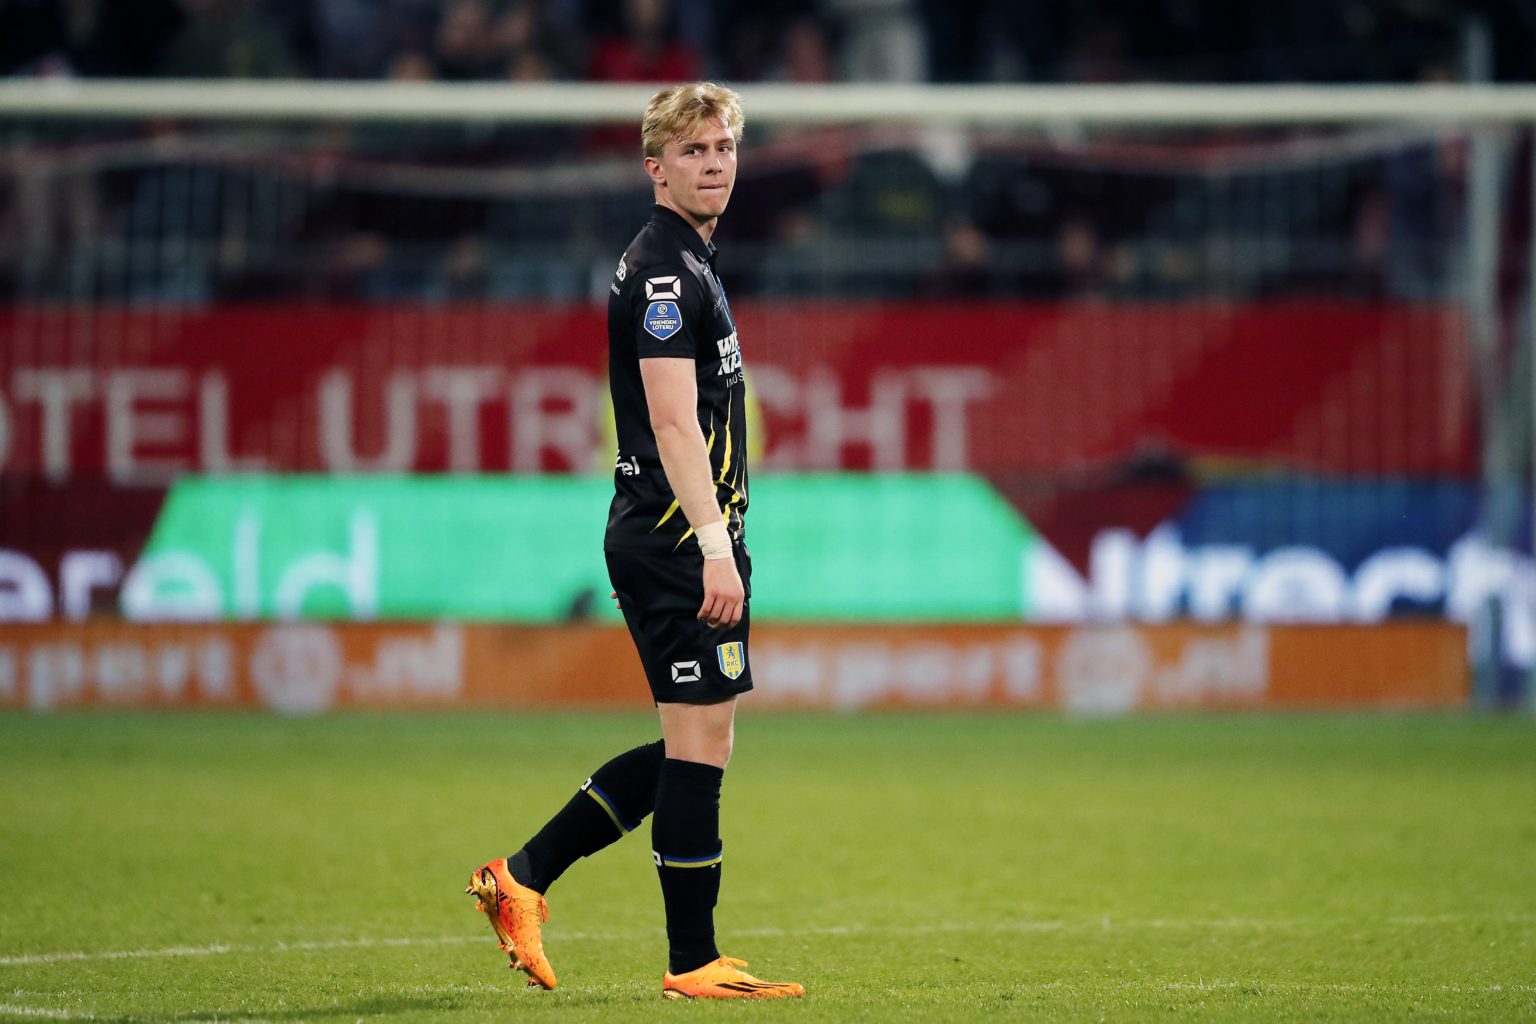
[466,82,803,1001]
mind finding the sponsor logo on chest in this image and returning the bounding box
[715,331,742,376]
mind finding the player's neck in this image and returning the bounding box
[655,194,718,244]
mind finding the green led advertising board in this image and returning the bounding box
[132,474,1037,622]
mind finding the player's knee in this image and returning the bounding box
[708,727,734,768]
[680,731,732,768]
[664,718,733,768]
[659,697,737,767]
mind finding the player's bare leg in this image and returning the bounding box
[657,698,736,769]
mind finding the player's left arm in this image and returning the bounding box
[641,358,744,629]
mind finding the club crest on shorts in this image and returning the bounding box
[716,642,745,680]
[645,300,682,341]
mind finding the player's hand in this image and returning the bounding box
[610,590,621,609]
[698,558,744,629]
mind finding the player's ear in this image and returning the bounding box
[643,155,665,186]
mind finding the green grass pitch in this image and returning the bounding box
[1,711,1533,1022]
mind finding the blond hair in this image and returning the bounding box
[641,82,744,158]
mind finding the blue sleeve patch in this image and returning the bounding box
[644,301,683,341]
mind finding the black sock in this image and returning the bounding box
[508,739,665,894]
[652,757,725,975]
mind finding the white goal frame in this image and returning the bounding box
[2,80,1536,125]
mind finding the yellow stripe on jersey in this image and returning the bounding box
[721,488,743,522]
[654,498,682,532]
[713,394,746,533]
[715,394,733,486]
[721,441,747,530]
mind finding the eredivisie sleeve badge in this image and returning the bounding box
[645,300,682,340]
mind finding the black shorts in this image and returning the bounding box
[605,544,753,705]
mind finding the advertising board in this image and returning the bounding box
[0,621,1466,713]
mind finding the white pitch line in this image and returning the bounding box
[1155,981,1536,994]
[0,922,1063,967]
[1024,980,1536,995]
[0,935,485,967]
[0,1005,97,1020]
[0,1010,280,1024]
[1,913,1530,969]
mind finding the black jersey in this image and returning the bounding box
[605,204,748,554]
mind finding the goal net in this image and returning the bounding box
[0,82,1531,695]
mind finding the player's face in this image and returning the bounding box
[652,119,737,225]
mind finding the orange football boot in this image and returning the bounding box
[465,858,557,990]
[661,956,805,1000]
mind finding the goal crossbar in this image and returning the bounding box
[4,80,1536,125]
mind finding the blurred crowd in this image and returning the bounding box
[0,0,1518,305]
[2,0,1532,86]
[0,127,1473,305]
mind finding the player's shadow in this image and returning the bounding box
[82,985,658,1021]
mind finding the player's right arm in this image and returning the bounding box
[641,357,744,630]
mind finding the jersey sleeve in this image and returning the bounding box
[630,263,706,360]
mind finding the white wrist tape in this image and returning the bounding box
[695,520,732,560]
